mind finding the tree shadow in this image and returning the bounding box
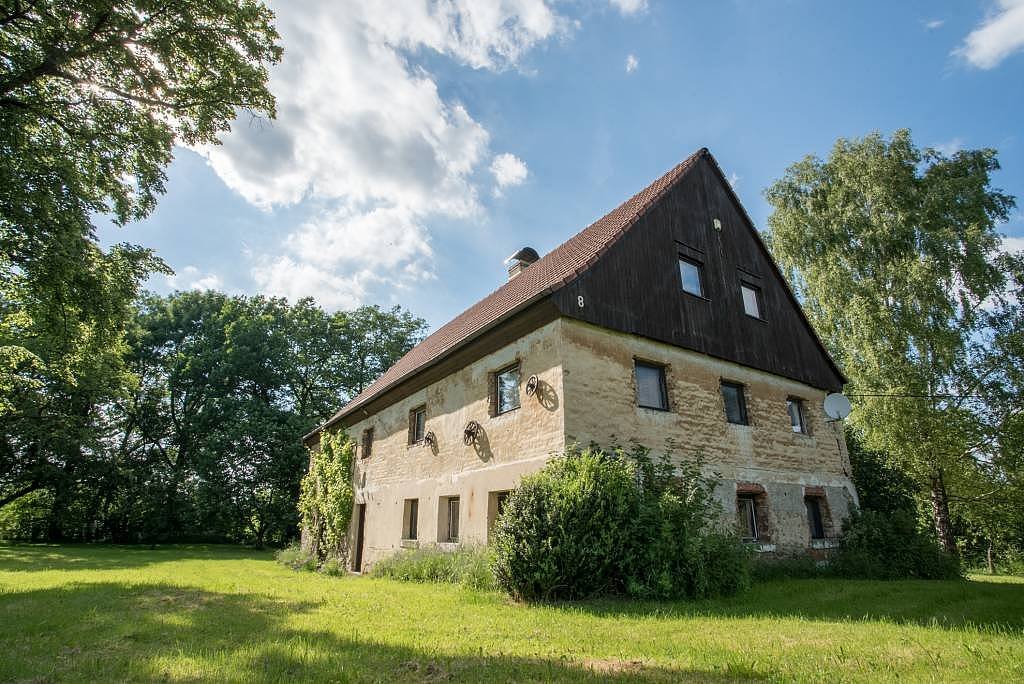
[549,577,1024,634]
[0,581,742,682]
[0,543,270,572]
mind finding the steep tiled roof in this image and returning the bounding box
[311,148,707,437]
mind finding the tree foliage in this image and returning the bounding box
[765,130,1020,553]
[1,291,425,544]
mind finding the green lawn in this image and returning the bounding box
[0,545,1022,682]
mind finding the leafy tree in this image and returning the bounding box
[765,130,1019,553]
[0,1,281,521]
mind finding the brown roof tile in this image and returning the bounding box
[312,148,707,436]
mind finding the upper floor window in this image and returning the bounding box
[409,405,426,444]
[679,257,704,297]
[635,361,668,411]
[787,397,808,434]
[741,282,762,319]
[360,427,374,458]
[721,381,749,425]
[495,363,521,414]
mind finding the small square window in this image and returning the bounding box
[738,495,759,542]
[495,364,521,414]
[787,397,808,434]
[403,499,419,540]
[721,381,748,425]
[635,361,668,411]
[805,497,825,540]
[360,427,374,459]
[679,258,704,297]
[409,406,426,444]
[741,283,762,318]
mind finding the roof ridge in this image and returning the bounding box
[309,148,707,438]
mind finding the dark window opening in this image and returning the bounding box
[403,499,419,540]
[806,497,825,540]
[441,496,460,543]
[636,361,669,411]
[679,257,704,297]
[495,363,521,414]
[360,427,374,459]
[721,381,748,425]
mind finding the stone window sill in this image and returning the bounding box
[744,542,776,553]
[810,539,839,550]
[437,541,460,552]
[400,539,419,549]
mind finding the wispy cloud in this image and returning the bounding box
[625,53,639,73]
[165,265,223,292]
[932,137,964,156]
[955,0,1024,69]
[610,0,648,16]
[727,172,740,189]
[923,19,945,30]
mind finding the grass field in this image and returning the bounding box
[1,545,1022,682]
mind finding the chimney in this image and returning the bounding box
[504,247,540,280]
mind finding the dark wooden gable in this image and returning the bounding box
[550,154,845,392]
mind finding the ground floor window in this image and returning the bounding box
[737,495,759,542]
[487,490,512,540]
[805,496,826,540]
[439,496,460,543]
[736,485,770,543]
[402,498,419,540]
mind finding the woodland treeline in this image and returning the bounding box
[1,293,424,545]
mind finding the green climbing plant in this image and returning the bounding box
[299,430,355,565]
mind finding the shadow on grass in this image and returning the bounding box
[0,543,270,572]
[552,577,1024,634]
[0,581,743,682]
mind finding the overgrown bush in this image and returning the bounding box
[298,430,354,569]
[276,543,317,572]
[373,546,497,591]
[491,446,750,601]
[830,509,962,580]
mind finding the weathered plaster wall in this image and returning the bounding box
[560,319,857,554]
[345,318,567,570]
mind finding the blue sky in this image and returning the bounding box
[98,0,1024,331]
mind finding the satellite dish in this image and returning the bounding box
[823,393,852,420]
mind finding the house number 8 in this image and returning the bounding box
[577,295,585,308]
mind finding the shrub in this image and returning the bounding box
[276,543,317,572]
[373,546,497,591]
[830,509,962,580]
[491,446,750,601]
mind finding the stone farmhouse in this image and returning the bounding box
[305,148,858,572]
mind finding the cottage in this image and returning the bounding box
[305,148,858,572]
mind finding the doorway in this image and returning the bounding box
[353,503,366,572]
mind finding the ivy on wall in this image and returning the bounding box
[299,430,355,564]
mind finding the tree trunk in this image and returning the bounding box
[930,469,956,554]
[987,541,995,575]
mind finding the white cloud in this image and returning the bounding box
[625,53,639,73]
[490,153,529,196]
[610,0,648,15]
[194,0,571,308]
[1000,236,1024,254]
[924,19,945,30]
[955,0,1024,69]
[165,265,223,292]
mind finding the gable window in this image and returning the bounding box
[805,496,825,540]
[402,499,419,540]
[737,495,760,542]
[360,427,374,459]
[409,405,426,444]
[741,282,762,319]
[721,381,749,425]
[679,257,704,297]
[635,361,668,411]
[787,397,808,434]
[439,496,460,543]
[495,363,521,414]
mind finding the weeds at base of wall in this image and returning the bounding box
[372,546,497,592]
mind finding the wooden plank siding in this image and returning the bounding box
[551,156,844,392]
